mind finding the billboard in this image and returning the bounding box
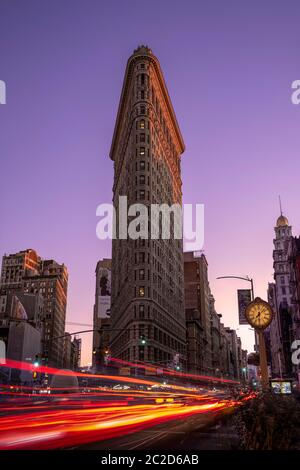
[0,340,6,364]
[237,289,252,325]
[11,295,28,320]
[97,268,111,318]
[271,381,292,394]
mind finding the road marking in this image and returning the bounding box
[122,431,168,450]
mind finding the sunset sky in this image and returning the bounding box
[1,0,300,365]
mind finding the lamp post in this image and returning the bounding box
[217,275,254,301]
[216,275,258,350]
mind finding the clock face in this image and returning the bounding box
[245,298,273,330]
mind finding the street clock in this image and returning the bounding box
[245,297,273,330]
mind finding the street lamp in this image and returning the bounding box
[216,274,258,350]
[216,275,254,301]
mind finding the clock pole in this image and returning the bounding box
[257,329,269,390]
[245,297,273,391]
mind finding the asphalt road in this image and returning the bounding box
[75,408,239,450]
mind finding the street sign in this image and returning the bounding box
[237,289,252,324]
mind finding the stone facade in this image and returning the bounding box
[184,252,212,374]
[0,249,68,368]
[268,214,294,378]
[92,259,111,368]
[109,46,186,367]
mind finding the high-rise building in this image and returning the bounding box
[22,259,68,368]
[219,322,231,378]
[63,334,72,369]
[287,236,300,382]
[0,250,68,368]
[70,337,81,371]
[0,249,40,291]
[225,328,240,380]
[184,252,212,374]
[288,236,300,353]
[268,213,294,378]
[62,335,81,371]
[210,296,222,375]
[92,259,111,368]
[109,46,186,367]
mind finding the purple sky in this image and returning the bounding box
[1,0,300,365]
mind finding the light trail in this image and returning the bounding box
[0,360,255,449]
[1,359,190,391]
[0,399,241,450]
[109,357,240,384]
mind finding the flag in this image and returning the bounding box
[237,289,252,325]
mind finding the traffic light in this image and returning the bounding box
[103,348,110,365]
[33,371,37,380]
[33,354,39,367]
[140,335,146,346]
[173,353,180,371]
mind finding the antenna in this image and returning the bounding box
[278,195,283,216]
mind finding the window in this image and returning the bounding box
[140,161,145,170]
[139,304,145,318]
[141,90,145,99]
[140,133,145,143]
[139,287,145,297]
[139,120,145,129]
[139,174,145,184]
[140,105,145,114]
[139,190,145,200]
[138,252,145,263]
[141,74,145,85]
[139,147,145,156]
[140,64,145,69]
[139,269,145,280]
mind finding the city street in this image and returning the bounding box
[77,407,239,450]
[0,380,250,450]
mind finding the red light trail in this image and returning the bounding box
[0,399,242,450]
[0,359,254,449]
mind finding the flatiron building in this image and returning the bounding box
[109,46,186,368]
